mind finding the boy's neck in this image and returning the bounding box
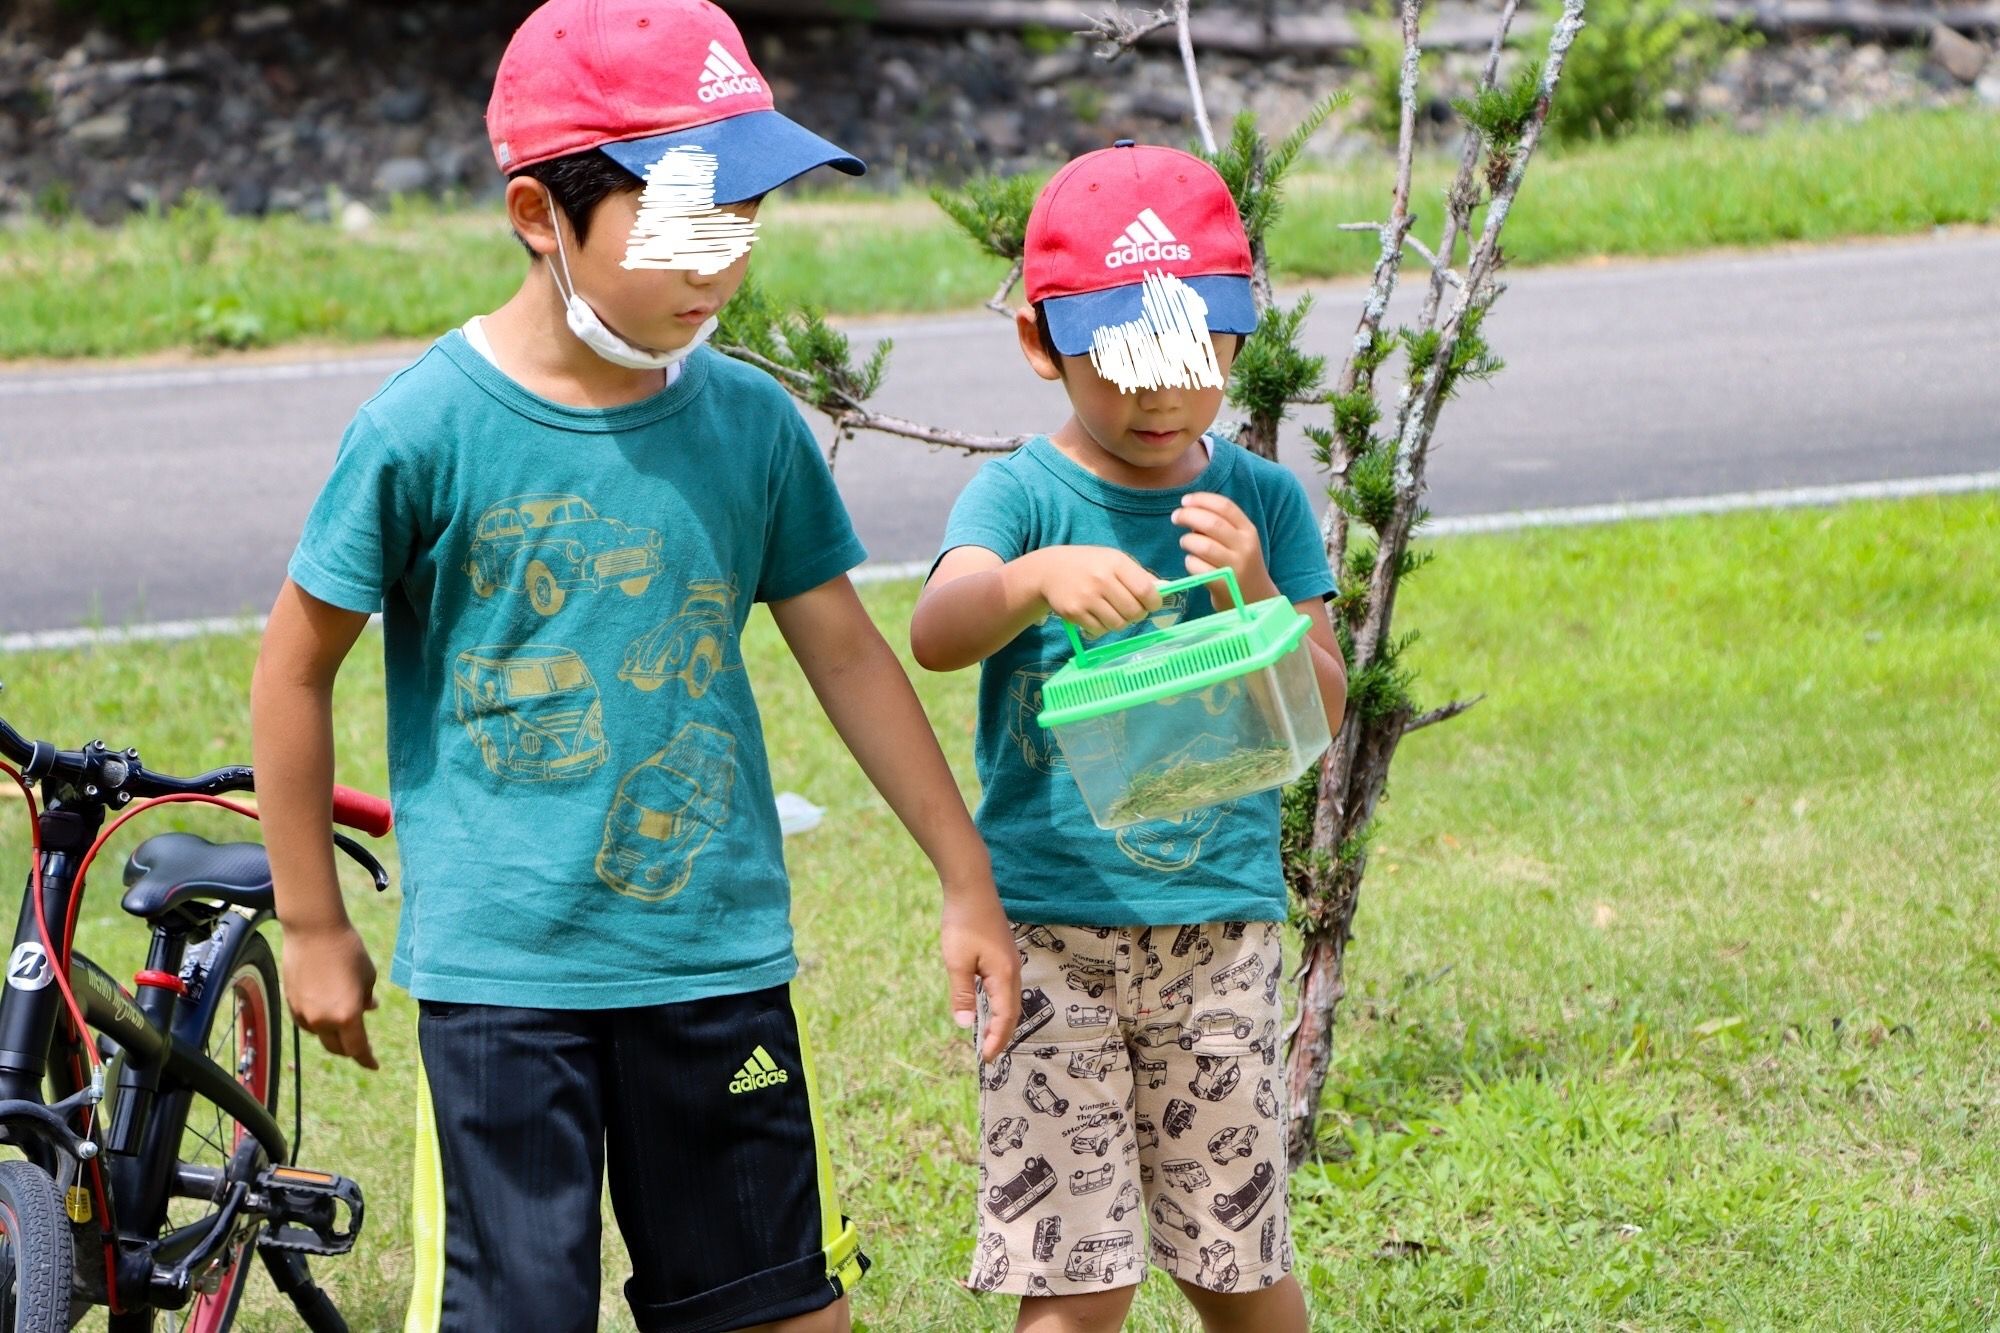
[1049,418,1209,491]
[477,262,673,409]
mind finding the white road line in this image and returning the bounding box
[5,470,1995,655]
[0,357,413,398]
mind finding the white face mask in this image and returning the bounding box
[544,186,718,372]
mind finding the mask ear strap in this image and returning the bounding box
[542,184,580,303]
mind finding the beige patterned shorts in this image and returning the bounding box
[968,920,1294,1297]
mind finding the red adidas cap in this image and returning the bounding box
[487,0,864,202]
[1024,140,1256,356]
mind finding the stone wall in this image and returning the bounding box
[1,0,1992,222]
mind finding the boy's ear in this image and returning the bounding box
[1016,305,1064,383]
[506,177,561,260]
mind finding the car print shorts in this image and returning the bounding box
[969,920,1295,1298]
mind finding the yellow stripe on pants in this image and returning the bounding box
[404,1054,446,1333]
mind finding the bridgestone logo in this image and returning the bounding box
[729,1044,790,1094]
[1105,208,1191,269]
[698,41,763,104]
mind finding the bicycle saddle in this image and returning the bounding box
[122,832,275,919]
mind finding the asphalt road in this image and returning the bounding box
[2,231,1996,635]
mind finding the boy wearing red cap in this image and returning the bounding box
[911,142,1347,1332]
[251,2,1020,1329]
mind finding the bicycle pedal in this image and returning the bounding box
[251,1165,364,1257]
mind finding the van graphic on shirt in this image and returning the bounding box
[1005,663,1066,775]
[452,645,607,781]
[594,722,737,901]
[463,493,662,616]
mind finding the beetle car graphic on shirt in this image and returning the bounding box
[618,577,742,699]
[464,494,662,616]
[453,645,607,782]
[594,722,736,901]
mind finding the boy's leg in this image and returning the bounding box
[971,924,1146,1306]
[1131,923,1295,1309]
[603,985,867,1333]
[409,1002,609,1333]
[1015,1287,1139,1333]
[1173,1274,1308,1333]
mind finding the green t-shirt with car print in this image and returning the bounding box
[937,435,1336,929]
[290,335,865,1007]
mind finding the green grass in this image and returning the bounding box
[2,108,1995,360]
[2,492,1996,1328]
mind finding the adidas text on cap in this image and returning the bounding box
[1025,141,1257,357]
[487,0,865,203]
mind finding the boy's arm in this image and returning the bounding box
[911,545,1164,672]
[250,579,381,1070]
[767,576,1022,1060]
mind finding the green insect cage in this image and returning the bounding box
[1037,568,1331,829]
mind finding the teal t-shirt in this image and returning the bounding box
[937,435,1336,928]
[289,335,866,1008]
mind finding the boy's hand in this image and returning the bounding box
[1172,493,1279,607]
[280,922,381,1070]
[1027,546,1164,638]
[941,883,1021,1063]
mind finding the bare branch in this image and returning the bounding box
[1332,0,1421,401]
[1353,0,1586,676]
[1403,234,1464,290]
[723,343,1029,453]
[1174,0,1219,155]
[828,409,1031,455]
[1403,694,1484,734]
[1082,5,1214,150]
[1080,6,1175,57]
[985,258,1025,319]
[1419,0,1524,332]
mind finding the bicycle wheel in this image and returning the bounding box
[0,1159,74,1333]
[170,927,280,1333]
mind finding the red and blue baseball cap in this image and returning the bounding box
[487,0,865,204]
[1024,141,1257,357]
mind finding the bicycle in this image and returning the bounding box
[0,695,391,1331]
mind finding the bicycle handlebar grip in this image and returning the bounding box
[330,786,392,837]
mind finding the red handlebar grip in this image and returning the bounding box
[331,785,393,837]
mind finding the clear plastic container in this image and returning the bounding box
[1037,569,1332,829]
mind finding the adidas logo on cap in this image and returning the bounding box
[698,40,763,104]
[728,1044,791,1094]
[1105,209,1192,269]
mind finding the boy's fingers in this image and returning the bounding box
[1118,565,1165,610]
[342,1016,379,1070]
[981,974,1021,1062]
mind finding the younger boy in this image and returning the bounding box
[251,3,1019,1329]
[911,142,1347,1333]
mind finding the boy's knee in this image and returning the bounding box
[1015,1284,1138,1333]
[733,1294,850,1333]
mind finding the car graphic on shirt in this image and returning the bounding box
[464,493,662,616]
[452,645,606,781]
[593,722,736,901]
[618,578,741,698]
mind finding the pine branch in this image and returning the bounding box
[721,343,1029,454]
[986,258,1025,318]
[1403,694,1484,734]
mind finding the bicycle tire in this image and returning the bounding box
[0,1159,75,1333]
[171,927,281,1333]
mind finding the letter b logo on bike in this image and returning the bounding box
[7,942,52,991]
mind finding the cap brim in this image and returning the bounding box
[1042,275,1259,357]
[600,110,865,204]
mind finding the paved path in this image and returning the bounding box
[3,232,1996,635]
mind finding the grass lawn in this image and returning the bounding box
[1,108,1996,360]
[1,492,1995,1329]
